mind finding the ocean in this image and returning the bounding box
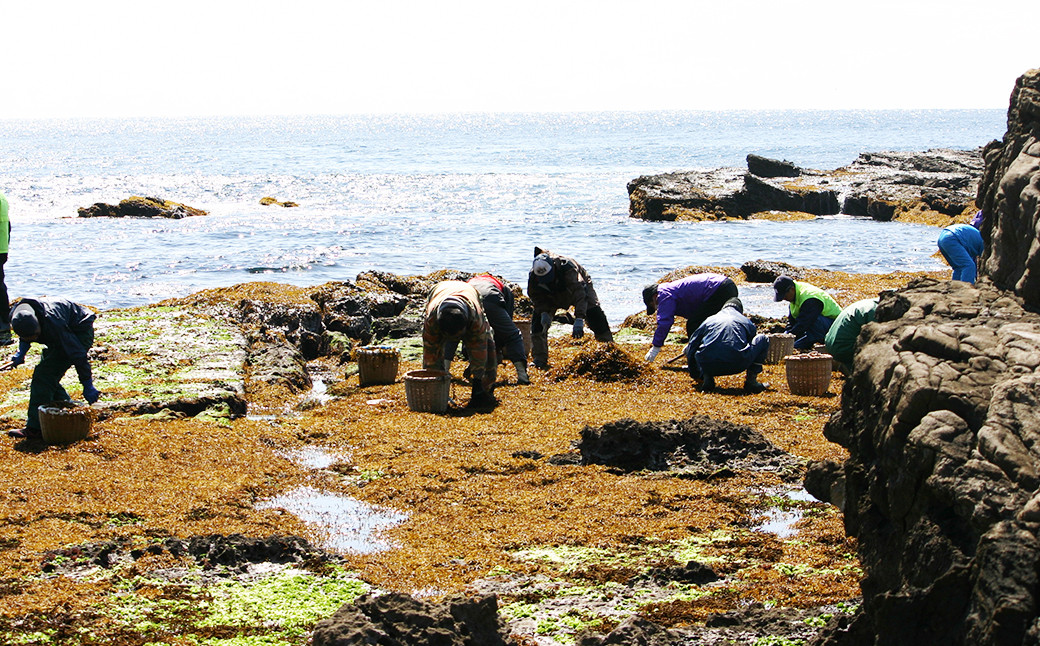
[0,109,1006,322]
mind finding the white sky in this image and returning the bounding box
[2,0,1038,119]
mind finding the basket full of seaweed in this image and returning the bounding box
[38,400,93,445]
[355,345,400,386]
[765,333,796,364]
[784,352,833,396]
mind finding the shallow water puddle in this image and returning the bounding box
[753,488,811,539]
[257,486,407,553]
[279,445,351,470]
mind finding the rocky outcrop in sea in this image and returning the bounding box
[77,196,207,219]
[627,148,983,223]
[807,67,1040,645]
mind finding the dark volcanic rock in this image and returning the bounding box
[578,415,801,480]
[741,259,806,283]
[628,149,983,222]
[817,278,1040,646]
[313,592,510,646]
[77,196,207,219]
[977,67,1040,309]
[747,154,802,178]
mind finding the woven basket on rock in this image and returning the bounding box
[355,346,400,386]
[38,400,93,445]
[404,369,451,413]
[784,352,833,396]
[765,333,796,364]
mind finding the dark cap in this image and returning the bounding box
[10,303,40,338]
[772,276,795,302]
[723,297,743,313]
[642,284,659,315]
[437,302,468,336]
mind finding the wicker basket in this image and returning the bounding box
[38,400,92,445]
[404,369,451,413]
[514,319,532,356]
[356,346,400,386]
[765,333,796,364]
[784,352,833,396]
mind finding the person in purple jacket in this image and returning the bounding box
[641,273,739,362]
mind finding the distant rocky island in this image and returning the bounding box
[627,148,985,226]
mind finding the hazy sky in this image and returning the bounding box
[3,0,1037,119]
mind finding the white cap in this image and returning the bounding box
[532,256,552,277]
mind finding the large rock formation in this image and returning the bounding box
[977,67,1040,310]
[812,279,1040,645]
[809,68,1040,646]
[628,149,982,222]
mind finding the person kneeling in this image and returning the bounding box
[684,298,769,394]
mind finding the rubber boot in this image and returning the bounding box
[743,364,769,393]
[699,375,716,393]
[513,360,530,385]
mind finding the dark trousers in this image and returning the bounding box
[0,253,9,329]
[480,289,527,363]
[27,327,94,431]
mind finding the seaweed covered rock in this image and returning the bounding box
[313,592,509,646]
[817,278,1040,645]
[741,259,806,283]
[78,196,207,219]
[977,67,1040,309]
[550,343,649,383]
[628,149,982,223]
[578,415,801,479]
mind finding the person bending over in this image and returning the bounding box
[422,280,497,408]
[2,299,100,440]
[641,273,738,363]
[773,275,842,350]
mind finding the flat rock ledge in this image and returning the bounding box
[628,149,983,223]
[807,278,1040,645]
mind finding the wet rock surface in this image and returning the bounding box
[817,278,1040,645]
[42,534,337,575]
[313,592,510,646]
[77,196,207,219]
[578,415,802,480]
[977,67,1040,309]
[628,149,982,222]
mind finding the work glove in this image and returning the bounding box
[82,381,101,404]
[8,350,26,369]
[539,312,552,330]
[645,346,661,362]
[572,318,585,339]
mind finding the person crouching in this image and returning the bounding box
[684,298,769,394]
[422,281,497,408]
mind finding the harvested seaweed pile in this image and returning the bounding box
[549,342,650,383]
[578,415,802,480]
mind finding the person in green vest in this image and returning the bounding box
[772,275,842,350]
[0,191,10,346]
[824,297,879,373]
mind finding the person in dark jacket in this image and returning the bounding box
[527,247,612,369]
[773,276,842,350]
[467,273,529,384]
[2,299,100,439]
[684,298,769,393]
[641,273,738,362]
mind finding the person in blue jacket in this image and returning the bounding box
[1,299,101,440]
[937,223,984,284]
[684,297,769,394]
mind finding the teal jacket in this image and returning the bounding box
[824,298,878,366]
